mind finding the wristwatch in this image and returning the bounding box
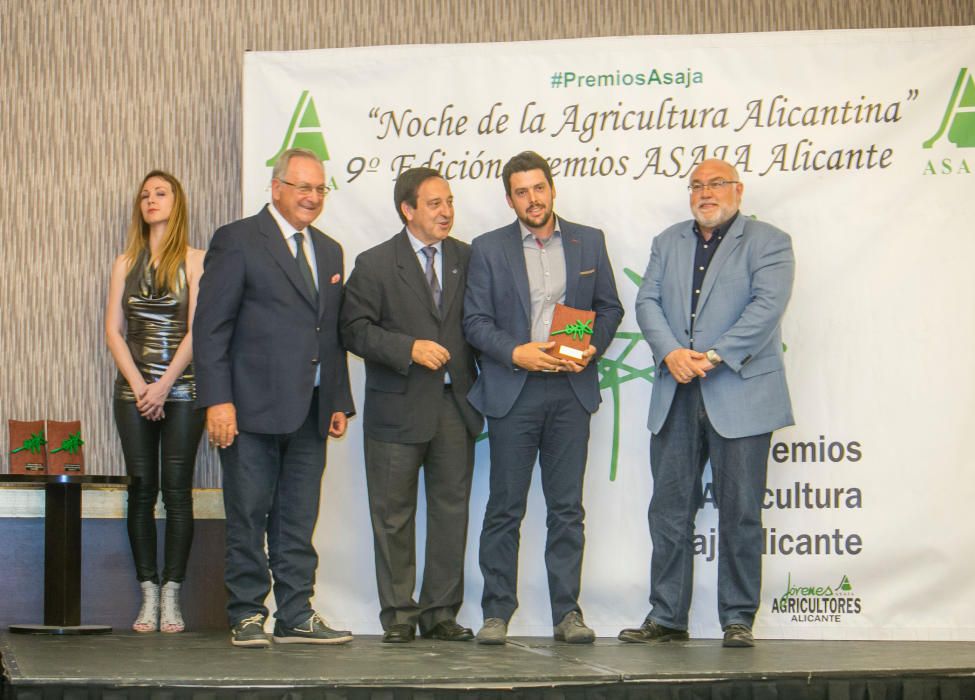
[706,349,722,365]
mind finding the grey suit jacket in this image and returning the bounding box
[635,214,795,439]
[340,229,483,442]
[463,218,624,419]
[194,205,355,437]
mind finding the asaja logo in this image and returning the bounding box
[923,68,975,149]
[770,572,862,623]
[266,90,331,166]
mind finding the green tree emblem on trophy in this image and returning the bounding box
[10,431,47,455]
[551,319,594,342]
[50,431,84,455]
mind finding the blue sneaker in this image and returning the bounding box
[273,612,353,645]
[231,614,269,648]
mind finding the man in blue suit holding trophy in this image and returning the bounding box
[622,159,795,648]
[463,151,623,645]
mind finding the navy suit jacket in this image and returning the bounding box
[193,205,354,437]
[463,218,624,419]
[635,214,794,439]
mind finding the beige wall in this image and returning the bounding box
[1,0,971,486]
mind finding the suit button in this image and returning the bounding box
[311,358,320,365]
[316,327,320,332]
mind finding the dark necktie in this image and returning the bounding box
[293,231,317,298]
[421,246,442,310]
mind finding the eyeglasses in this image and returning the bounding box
[279,179,330,197]
[688,179,739,193]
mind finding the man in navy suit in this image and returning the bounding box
[194,148,355,648]
[621,159,795,648]
[463,151,623,644]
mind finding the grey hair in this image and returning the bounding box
[271,148,322,182]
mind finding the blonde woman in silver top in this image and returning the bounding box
[105,171,205,633]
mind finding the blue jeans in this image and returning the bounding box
[647,380,771,630]
[220,390,326,628]
[480,374,591,625]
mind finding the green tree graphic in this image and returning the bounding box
[551,319,594,341]
[597,268,655,481]
[10,431,47,455]
[50,431,84,455]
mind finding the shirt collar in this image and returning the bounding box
[693,211,738,242]
[269,202,304,240]
[519,215,561,243]
[405,227,443,254]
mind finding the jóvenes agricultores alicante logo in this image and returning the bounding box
[770,572,862,623]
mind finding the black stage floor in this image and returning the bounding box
[2,632,974,700]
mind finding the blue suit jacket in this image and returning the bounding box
[463,218,624,419]
[635,214,795,439]
[193,205,355,437]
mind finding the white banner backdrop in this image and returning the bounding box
[240,26,975,640]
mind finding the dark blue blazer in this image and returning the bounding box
[463,218,624,419]
[194,205,354,437]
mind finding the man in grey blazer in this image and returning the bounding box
[464,151,623,644]
[621,159,795,648]
[340,168,483,644]
[195,148,355,648]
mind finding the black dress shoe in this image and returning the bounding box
[618,619,689,643]
[421,619,474,641]
[722,624,754,647]
[382,623,415,643]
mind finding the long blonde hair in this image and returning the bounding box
[123,170,189,292]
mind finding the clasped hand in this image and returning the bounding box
[664,348,715,384]
[135,380,171,421]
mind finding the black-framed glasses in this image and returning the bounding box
[279,179,330,197]
[688,179,739,193]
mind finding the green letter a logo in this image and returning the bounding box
[266,90,330,165]
[923,68,975,148]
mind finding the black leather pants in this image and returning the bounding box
[113,399,205,584]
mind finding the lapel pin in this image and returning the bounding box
[330,273,341,284]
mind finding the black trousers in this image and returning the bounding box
[364,388,474,632]
[113,399,205,584]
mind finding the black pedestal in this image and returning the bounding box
[1,474,129,634]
